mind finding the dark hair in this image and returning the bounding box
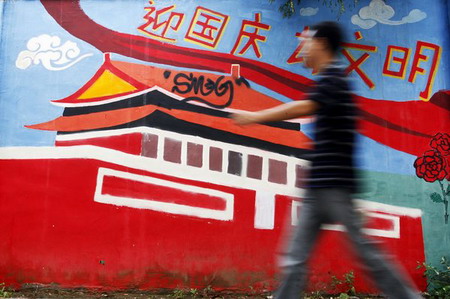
[311,21,345,55]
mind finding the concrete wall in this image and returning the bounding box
[0,0,449,294]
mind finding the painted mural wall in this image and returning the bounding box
[0,0,449,294]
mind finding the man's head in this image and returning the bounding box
[303,21,344,70]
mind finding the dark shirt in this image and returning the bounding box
[303,62,359,192]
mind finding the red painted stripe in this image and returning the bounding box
[365,215,395,231]
[102,174,227,210]
[55,133,143,155]
[39,0,449,158]
[40,0,313,99]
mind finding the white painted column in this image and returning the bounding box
[254,190,276,229]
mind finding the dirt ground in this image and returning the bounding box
[1,287,266,298]
[0,285,386,299]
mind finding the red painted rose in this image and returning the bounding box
[446,156,450,180]
[430,133,450,156]
[414,150,448,182]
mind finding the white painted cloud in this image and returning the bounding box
[351,0,426,29]
[300,7,319,17]
[16,34,92,71]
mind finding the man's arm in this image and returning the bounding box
[231,100,318,125]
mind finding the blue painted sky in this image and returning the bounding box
[0,0,448,176]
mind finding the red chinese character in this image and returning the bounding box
[382,45,410,79]
[286,26,310,64]
[137,2,184,43]
[184,7,229,49]
[342,42,378,89]
[408,41,441,101]
[230,13,271,58]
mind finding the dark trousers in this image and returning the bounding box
[274,188,422,299]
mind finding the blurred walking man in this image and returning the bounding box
[232,21,422,299]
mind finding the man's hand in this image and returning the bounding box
[231,111,260,126]
[231,100,318,126]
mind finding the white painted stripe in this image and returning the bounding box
[222,148,228,173]
[51,86,189,108]
[320,213,400,239]
[363,212,400,239]
[320,223,399,239]
[353,199,422,218]
[50,83,312,124]
[55,126,309,168]
[291,200,302,226]
[286,161,295,187]
[48,51,310,123]
[290,199,421,239]
[0,146,307,197]
[254,190,276,229]
[262,156,269,182]
[95,167,234,221]
[156,134,164,160]
[51,87,161,107]
[241,151,248,178]
[0,144,424,221]
[70,127,308,189]
[202,144,209,170]
[180,139,187,165]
